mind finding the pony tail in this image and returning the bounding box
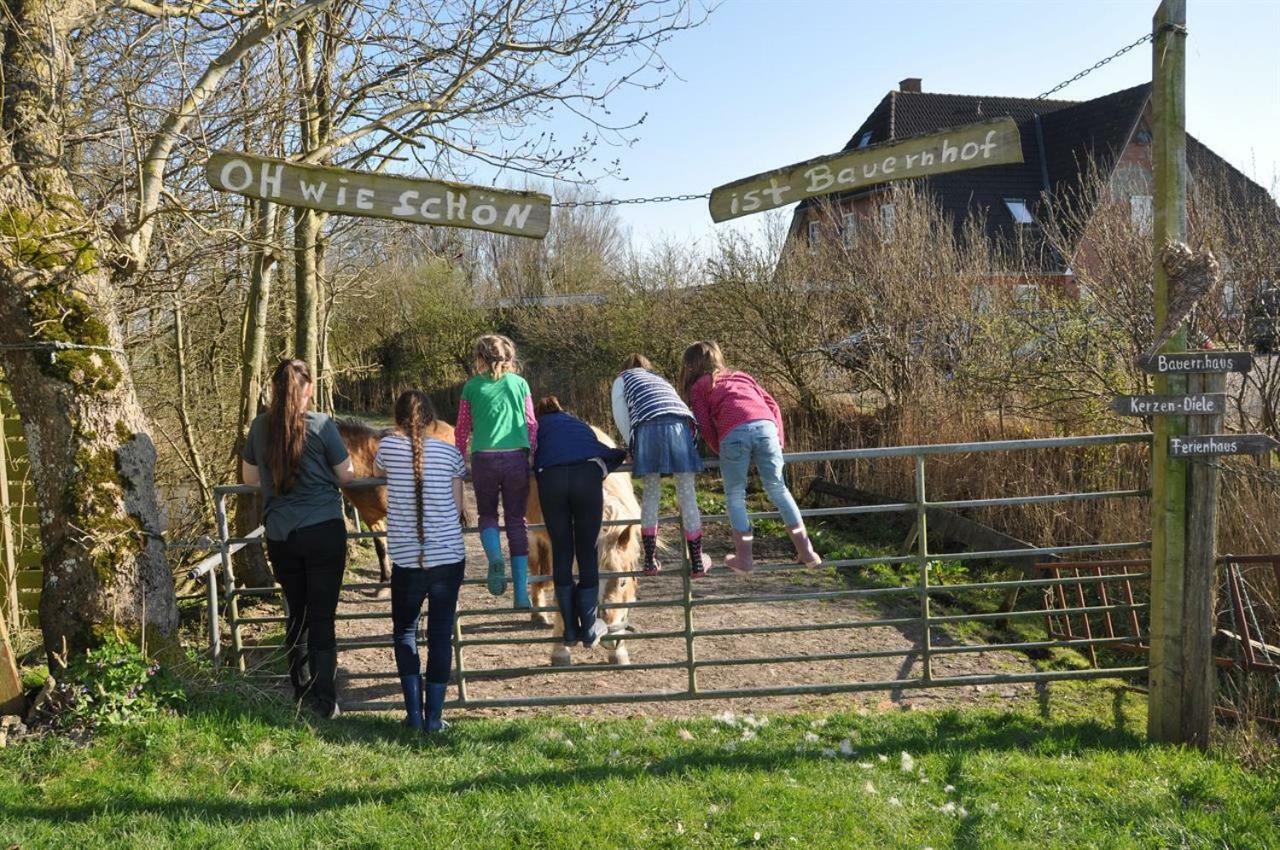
[266,359,311,493]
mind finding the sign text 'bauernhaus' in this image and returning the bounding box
[206,152,551,239]
[708,117,1022,223]
[1136,351,1253,375]
[1111,393,1226,416]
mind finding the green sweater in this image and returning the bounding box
[457,372,534,454]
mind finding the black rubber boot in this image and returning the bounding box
[288,642,312,702]
[575,585,609,649]
[554,585,579,646]
[308,648,341,719]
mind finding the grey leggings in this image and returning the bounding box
[641,473,702,536]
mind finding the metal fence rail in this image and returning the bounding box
[196,432,1154,711]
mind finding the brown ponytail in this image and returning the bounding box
[265,359,312,493]
[394,390,437,567]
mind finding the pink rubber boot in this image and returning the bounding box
[724,530,755,574]
[788,523,822,567]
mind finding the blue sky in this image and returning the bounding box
[554,0,1280,248]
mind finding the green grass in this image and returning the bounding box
[0,680,1276,848]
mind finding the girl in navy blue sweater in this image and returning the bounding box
[533,396,626,649]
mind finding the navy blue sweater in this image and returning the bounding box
[533,412,626,473]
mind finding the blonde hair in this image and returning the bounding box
[678,340,728,399]
[473,334,519,380]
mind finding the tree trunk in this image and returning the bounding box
[173,296,212,516]
[293,207,321,371]
[0,0,177,664]
[233,199,278,589]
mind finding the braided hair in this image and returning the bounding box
[393,390,437,567]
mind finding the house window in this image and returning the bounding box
[1131,195,1153,233]
[858,132,873,149]
[1004,198,1034,225]
[842,212,857,246]
[880,203,896,241]
[807,220,821,245]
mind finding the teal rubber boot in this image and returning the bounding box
[510,555,531,609]
[480,527,506,596]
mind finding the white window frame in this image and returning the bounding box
[842,212,857,246]
[857,132,873,148]
[1131,195,1153,234]
[879,203,896,242]
[807,220,821,245]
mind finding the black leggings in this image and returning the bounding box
[265,518,347,686]
[537,462,604,590]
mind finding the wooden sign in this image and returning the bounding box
[1168,434,1280,458]
[1136,351,1252,375]
[1111,393,1225,416]
[206,152,551,239]
[708,117,1023,223]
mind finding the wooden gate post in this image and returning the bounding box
[1147,0,1215,747]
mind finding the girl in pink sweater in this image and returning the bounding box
[679,341,821,573]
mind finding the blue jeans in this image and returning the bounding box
[719,420,802,533]
[391,561,464,685]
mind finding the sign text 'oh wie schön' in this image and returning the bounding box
[206,152,551,239]
[708,117,1023,223]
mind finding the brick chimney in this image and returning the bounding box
[899,77,922,93]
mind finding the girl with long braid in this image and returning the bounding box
[375,390,468,733]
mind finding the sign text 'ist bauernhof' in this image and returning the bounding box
[708,117,1023,223]
[206,152,551,239]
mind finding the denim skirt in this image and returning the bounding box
[632,414,703,475]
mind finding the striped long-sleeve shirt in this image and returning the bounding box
[610,368,695,447]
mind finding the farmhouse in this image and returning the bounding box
[789,78,1275,286]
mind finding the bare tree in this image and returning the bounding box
[1,0,704,662]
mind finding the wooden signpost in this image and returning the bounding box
[708,117,1023,222]
[206,152,552,239]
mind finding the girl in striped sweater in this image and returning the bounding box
[611,354,711,577]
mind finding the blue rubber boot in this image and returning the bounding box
[480,527,506,596]
[510,555,531,609]
[399,674,423,731]
[424,682,449,733]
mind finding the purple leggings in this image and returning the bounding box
[471,450,530,556]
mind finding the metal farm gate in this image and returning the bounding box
[191,433,1154,711]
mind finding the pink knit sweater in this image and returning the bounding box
[688,371,784,455]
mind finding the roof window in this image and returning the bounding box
[1004,198,1034,225]
[857,132,873,148]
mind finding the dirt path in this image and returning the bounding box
[325,495,1036,718]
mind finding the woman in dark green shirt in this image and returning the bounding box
[242,359,355,718]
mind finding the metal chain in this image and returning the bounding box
[1036,31,1155,100]
[551,32,1163,208]
[552,192,709,208]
